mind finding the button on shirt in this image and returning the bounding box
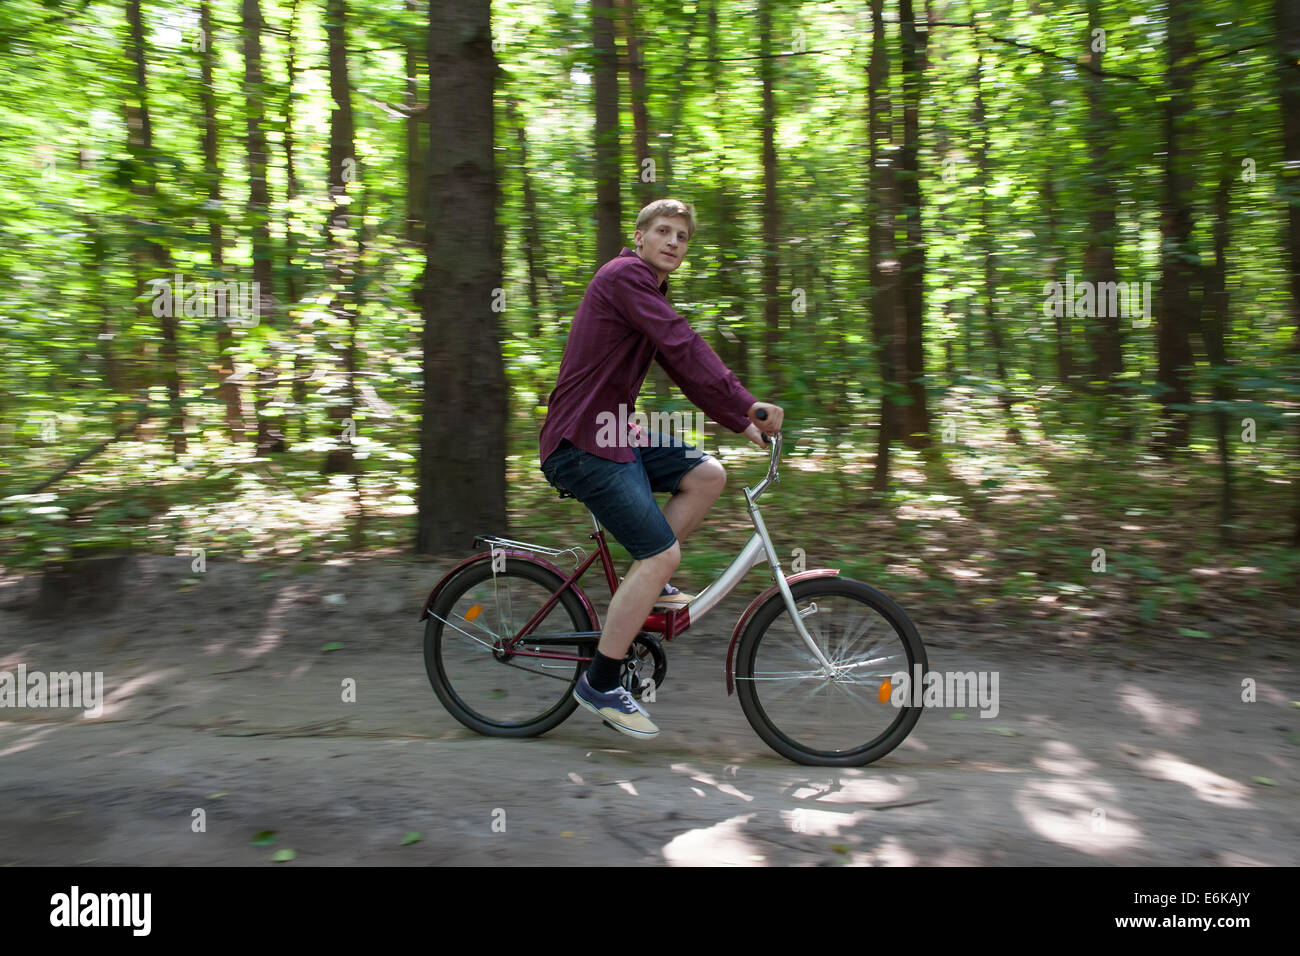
[539,248,758,466]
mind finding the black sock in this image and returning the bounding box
[586,651,623,692]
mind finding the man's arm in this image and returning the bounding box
[610,263,757,432]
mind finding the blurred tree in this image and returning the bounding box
[1155,0,1197,454]
[417,0,506,553]
[1082,0,1124,406]
[323,0,360,475]
[868,0,899,493]
[241,0,282,454]
[593,0,621,269]
[898,0,931,447]
[759,0,780,390]
[198,0,243,434]
[124,0,184,455]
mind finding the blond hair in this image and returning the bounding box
[635,199,697,239]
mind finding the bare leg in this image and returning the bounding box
[661,458,726,544]
[597,543,678,658]
[596,459,726,660]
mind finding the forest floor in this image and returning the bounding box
[1,551,1296,867]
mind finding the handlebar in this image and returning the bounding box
[747,407,782,503]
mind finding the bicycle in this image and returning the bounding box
[419,424,927,767]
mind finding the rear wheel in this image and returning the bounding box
[424,558,597,737]
[735,577,926,766]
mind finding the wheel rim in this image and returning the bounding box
[741,590,917,758]
[434,569,589,728]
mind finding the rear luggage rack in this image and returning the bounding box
[473,534,587,569]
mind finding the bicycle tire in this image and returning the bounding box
[425,557,597,737]
[734,577,927,767]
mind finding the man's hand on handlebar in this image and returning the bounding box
[743,423,769,448]
[746,402,784,448]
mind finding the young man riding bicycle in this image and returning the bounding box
[538,198,784,740]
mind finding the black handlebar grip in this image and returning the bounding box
[754,407,768,421]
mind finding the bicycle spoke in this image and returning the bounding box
[737,584,922,761]
[426,560,592,733]
[431,610,499,651]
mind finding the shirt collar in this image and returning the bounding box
[619,246,668,294]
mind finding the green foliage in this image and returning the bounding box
[0,0,1294,646]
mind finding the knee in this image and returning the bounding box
[688,458,727,496]
[651,541,681,575]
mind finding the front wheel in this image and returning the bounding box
[424,557,597,737]
[734,577,927,767]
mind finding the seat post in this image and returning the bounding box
[588,509,601,534]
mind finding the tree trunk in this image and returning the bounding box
[284,0,308,441]
[897,0,930,447]
[199,0,243,436]
[241,0,281,454]
[617,0,654,210]
[868,0,898,494]
[83,216,122,398]
[1155,2,1196,454]
[973,26,1016,440]
[322,0,359,475]
[506,93,553,404]
[592,0,622,269]
[705,0,745,375]
[1199,162,1234,540]
[616,0,670,404]
[759,0,780,390]
[405,0,427,242]
[1042,172,1074,387]
[1277,0,1300,544]
[417,0,507,553]
[125,0,184,456]
[1082,0,1122,396]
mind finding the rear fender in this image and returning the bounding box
[418,550,601,632]
[724,569,840,695]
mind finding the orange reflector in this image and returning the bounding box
[465,604,482,621]
[877,680,892,704]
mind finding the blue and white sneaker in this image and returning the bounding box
[573,671,660,739]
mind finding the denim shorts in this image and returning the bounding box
[541,435,711,559]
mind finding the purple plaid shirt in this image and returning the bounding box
[539,248,757,466]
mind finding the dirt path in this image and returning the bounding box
[1,555,1295,866]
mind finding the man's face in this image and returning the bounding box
[635,215,690,279]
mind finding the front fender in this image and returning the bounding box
[418,550,601,632]
[724,569,840,695]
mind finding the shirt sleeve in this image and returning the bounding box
[609,263,757,433]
